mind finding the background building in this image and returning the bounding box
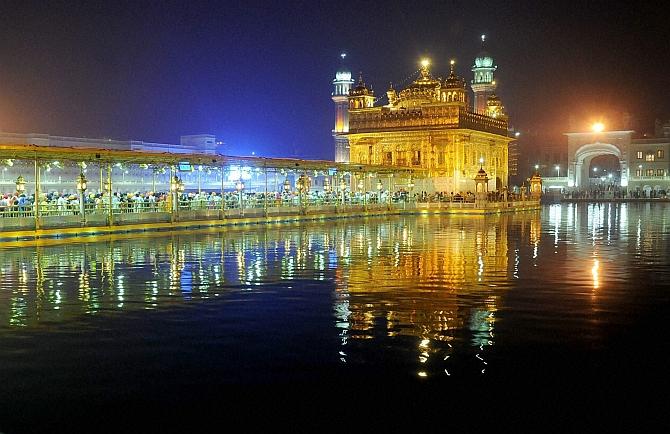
[537,118,670,195]
[0,131,224,155]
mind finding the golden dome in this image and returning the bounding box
[443,60,466,89]
[349,72,374,97]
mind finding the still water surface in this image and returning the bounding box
[1,203,669,428]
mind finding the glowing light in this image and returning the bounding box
[515,131,521,138]
[592,259,599,289]
[481,34,486,42]
[592,122,605,133]
[227,166,253,181]
[340,52,346,59]
[420,58,430,68]
[450,59,455,66]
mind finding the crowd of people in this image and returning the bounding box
[562,186,668,199]
[1,186,548,218]
[0,188,415,217]
[414,189,527,203]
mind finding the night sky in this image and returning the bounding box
[1,0,669,159]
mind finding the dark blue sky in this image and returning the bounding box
[1,0,668,159]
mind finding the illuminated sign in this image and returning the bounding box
[178,162,193,172]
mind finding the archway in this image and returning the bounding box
[569,143,627,189]
[588,154,620,188]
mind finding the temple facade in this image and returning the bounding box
[332,38,512,193]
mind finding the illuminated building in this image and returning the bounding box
[0,131,224,155]
[335,38,512,193]
[332,53,355,163]
[534,118,670,194]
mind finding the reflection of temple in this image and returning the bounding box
[335,216,510,344]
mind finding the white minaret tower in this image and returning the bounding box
[332,53,354,162]
[471,35,498,114]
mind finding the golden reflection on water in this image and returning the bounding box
[8,220,547,384]
[0,215,535,335]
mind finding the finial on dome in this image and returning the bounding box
[450,59,455,74]
[419,58,431,79]
[340,52,347,60]
[481,34,486,44]
[358,71,364,85]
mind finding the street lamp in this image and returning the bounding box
[297,174,310,193]
[15,175,26,194]
[296,174,310,207]
[406,176,415,204]
[283,178,291,193]
[235,179,245,209]
[76,172,88,220]
[170,175,184,212]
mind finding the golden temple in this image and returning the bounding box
[333,41,512,194]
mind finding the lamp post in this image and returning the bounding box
[15,175,26,195]
[356,178,364,206]
[235,179,244,210]
[170,175,184,213]
[76,172,88,223]
[297,174,310,208]
[340,178,346,205]
[407,176,415,204]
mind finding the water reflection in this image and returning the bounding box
[1,203,669,381]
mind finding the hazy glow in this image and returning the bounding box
[592,122,605,133]
[420,58,430,68]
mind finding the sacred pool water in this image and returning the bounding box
[1,203,668,430]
